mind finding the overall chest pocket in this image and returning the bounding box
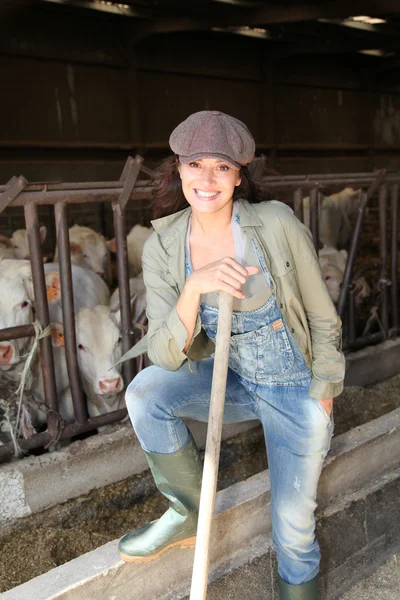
[228,319,294,383]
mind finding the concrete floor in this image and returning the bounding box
[339,554,400,600]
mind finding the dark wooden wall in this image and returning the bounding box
[0,4,399,243]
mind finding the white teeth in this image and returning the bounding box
[195,190,219,198]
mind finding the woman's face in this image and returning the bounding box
[178,158,241,215]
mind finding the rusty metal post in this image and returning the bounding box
[379,184,389,336]
[338,170,386,318]
[113,203,135,384]
[114,155,144,385]
[391,184,399,330]
[24,202,59,435]
[54,202,88,424]
[348,289,357,343]
[293,188,303,222]
[310,187,319,251]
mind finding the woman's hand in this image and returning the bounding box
[318,398,333,416]
[186,257,259,300]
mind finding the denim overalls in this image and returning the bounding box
[126,219,334,586]
[185,228,311,390]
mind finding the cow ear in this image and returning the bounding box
[110,308,121,327]
[106,238,117,253]
[351,188,361,197]
[0,234,12,248]
[70,242,82,255]
[39,226,47,245]
[45,272,61,302]
[339,249,348,260]
[51,323,65,347]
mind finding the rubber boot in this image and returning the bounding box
[278,574,319,599]
[118,434,202,562]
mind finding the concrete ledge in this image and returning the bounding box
[4,407,399,600]
[0,419,257,531]
[344,337,400,387]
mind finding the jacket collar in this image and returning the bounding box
[150,199,263,248]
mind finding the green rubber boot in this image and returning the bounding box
[278,574,319,599]
[118,435,202,563]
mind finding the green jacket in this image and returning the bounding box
[121,199,345,399]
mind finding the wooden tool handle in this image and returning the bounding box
[189,291,234,600]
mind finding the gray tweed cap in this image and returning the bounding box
[169,110,255,169]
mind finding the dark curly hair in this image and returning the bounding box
[151,156,272,219]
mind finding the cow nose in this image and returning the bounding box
[98,377,122,394]
[0,344,13,364]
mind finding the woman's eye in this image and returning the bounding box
[218,165,229,172]
[189,162,200,168]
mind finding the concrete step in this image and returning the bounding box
[3,407,399,600]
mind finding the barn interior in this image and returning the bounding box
[1,0,400,246]
[0,2,400,598]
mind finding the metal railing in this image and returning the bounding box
[0,165,398,462]
[0,156,154,461]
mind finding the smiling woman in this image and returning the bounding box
[117,110,344,600]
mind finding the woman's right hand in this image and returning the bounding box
[185,257,259,300]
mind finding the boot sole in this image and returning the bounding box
[118,536,197,563]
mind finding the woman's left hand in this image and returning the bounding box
[318,398,333,416]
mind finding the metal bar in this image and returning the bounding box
[348,289,357,344]
[0,175,27,215]
[379,184,389,336]
[391,184,399,330]
[0,408,128,463]
[293,188,303,222]
[8,187,153,207]
[0,179,152,193]
[24,202,59,437]
[310,187,319,251]
[0,324,36,342]
[118,155,144,210]
[337,170,387,318]
[343,327,400,353]
[112,157,144,386]
[54,202,88,424]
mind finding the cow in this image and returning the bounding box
[0,235,14,259]
[53,305,124,420]
[109,274,147,325]
[107,224,153,277]
[54,225,112,286]
[318,246,348,304]
[303,187,362,249]
[0,260,115,432]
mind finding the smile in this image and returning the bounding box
[194,189,220,199]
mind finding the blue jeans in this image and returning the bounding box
[125,358,333,586]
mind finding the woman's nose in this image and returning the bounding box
[201,167,216,184]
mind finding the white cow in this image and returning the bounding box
[318,246,348,303]
[54,225,112,286]
[107,224,153,277]
[44,262,110,323]
[53,306,124,420]
[303,187,362,249]
[0,260,114,430]
[0,235,14,259]
[109,274,147,325]
[0,227,47,260]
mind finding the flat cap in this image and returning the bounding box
[169,110,255,169]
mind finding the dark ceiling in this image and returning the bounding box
[35,0,400,56]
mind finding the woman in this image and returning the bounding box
[118,110,345,599]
